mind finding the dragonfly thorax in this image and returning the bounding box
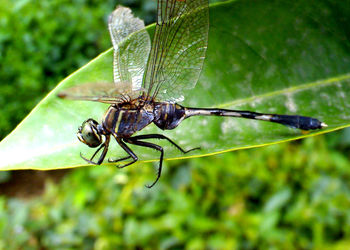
[102,100,155,138]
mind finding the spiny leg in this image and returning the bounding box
[113,137,138,168]
[108,155,132,163]
[130,134,200,153]
[125,137,164,188]
[80,135,110,165]
[109,134,194,166]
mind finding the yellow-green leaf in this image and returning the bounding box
[0,0,348,170]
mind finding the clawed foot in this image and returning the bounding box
[80,152,99,165]
[185,146,201,153]
[108,155,131,163]
[108,157,137,169]
[145,181,158,189]
[145,168,162,188]
[108,156,135,168]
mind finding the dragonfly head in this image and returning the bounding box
[77,119,102,148]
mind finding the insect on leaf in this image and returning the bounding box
[0,0,349,170]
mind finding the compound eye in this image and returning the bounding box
[77,120,102,148]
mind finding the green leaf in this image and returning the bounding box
[1,0,349,170]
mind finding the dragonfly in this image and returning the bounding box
[58,0,327,188]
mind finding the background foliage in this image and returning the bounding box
[0,0,157,139]
[0,0,350,249]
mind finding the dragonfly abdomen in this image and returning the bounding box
[184,107,326,130]
[153,103,186,130]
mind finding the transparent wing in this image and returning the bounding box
[143,0,209,103]
[109,6,151,92]
[58,6,150,104]
[57,82,141,104]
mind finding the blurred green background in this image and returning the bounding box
[1,0,350,249]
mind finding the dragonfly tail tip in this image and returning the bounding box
[321,122,328,128]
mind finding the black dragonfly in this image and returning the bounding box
[59,0,327,187]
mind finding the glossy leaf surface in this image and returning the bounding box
[1,0,349,170]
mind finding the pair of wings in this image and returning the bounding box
[59,0,209,104]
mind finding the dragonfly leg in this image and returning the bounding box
[113,137,138,168]
[130,134,200,154]
[125,137,164,188]
[108,155,132,163]
[80,135,110,165]
[80,145,104,164]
